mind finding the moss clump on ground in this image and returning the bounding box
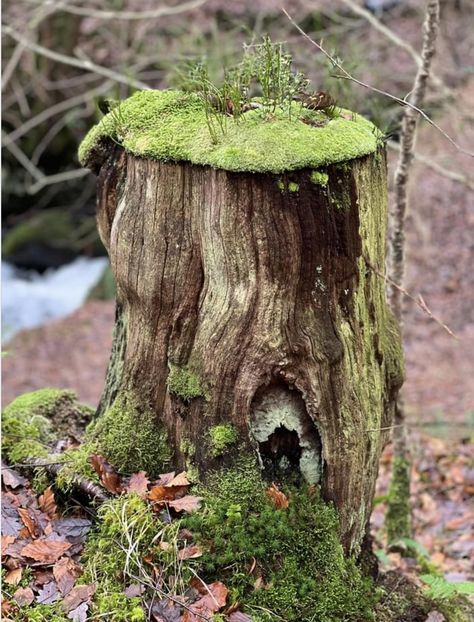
[288,181,299,192]
[2,389,67,463]
[385,456,411,544]
[55,441,101,492]
[208,424,238,457]
[88,392,171,476]
[167,364,208,401]
[79,89,380,174]
[310,170,329,186]
[184,456,377,621]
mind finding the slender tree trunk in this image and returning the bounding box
[90,144,403,554]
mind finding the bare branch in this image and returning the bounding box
[282,8,473,158]
[338,0,449,95]
[388,0,441,321]
[387,140,474,191]
[23,0,208,21]
[27,168,90,195]
[2,25,150,91]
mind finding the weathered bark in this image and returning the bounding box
[91,144,403,553]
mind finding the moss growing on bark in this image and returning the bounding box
[184,456,378,621]
[167,364,208,401]
[208,424,238,457]
[385,457,411,543]
[79,90,380,174]
[310,170,329,186]
[88,393,171,476]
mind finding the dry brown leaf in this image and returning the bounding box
[178,545,203,560]
[39,487,58,519]
[228,612,253,622]
[13,587,35,607]
[53,557,79,596]
[154,471,176,486]
[168,495,202,513]
[166,471,190,487]
[18,508,39,538]
[4,568,22,586]
[445,511,474,531]
[90,455,123,494]
[266,483,289,509]
[182,581,228,621]
[125,471,150,497]
[62,583,96,613]
[1,535,16,556]
[21,539,71,563]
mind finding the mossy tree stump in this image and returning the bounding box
[80,90,403,554]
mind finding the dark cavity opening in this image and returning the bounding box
[259,426,302,483]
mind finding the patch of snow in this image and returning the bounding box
[2,257,108,344]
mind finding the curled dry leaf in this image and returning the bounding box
[21,539,71,564]
[126,471,150,497]
[177,545,203,560]
[13,587,35,607]
[39,487,58,519]
[153,471,176,486]
[266,483,289,509]
[168,495,202,513]
[166,472,190,487]
[90,454,123,494]
[18,507,38,538]
[1,535,16,556]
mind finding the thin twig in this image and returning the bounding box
[366,259,456,338]
[387,140,474,191]
[27,169,90,195]
[2,25,150,92]
[282,8,473,158]
[23,0,208,21]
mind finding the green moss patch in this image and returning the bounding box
[208,424,238,457]
[88,392,171,477]
[385,457,411,544]
[184,456,378,621]
[310,170,329,186]
[167,364,208,401]
[79,89,380,174]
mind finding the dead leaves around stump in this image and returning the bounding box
[1,468,94,620]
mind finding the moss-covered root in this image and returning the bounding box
[184,456,378,622]
[2,388,93,464]
[385,457,411,544]
[87,392,171,477]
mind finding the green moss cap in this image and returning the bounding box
[79,90,380,174]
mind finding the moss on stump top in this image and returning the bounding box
[79,90,381,174]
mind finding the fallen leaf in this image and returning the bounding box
[18,508,39,538]
[228,612,253,622]
[178,545,203,560]
[90,455,122,494]
[21,539,71,563]
[166,472,190,487]
[150,598,182,622]
[53,557,79,596]
[266,483,289,509]
[36,582,59,605]
[39,487,58,519]
[168,496,202,513]
[182,581,228,622]
[445,512,474,531]
[4,568,22,585]
[154,471,176,486]
[68,602,89,622]
[52,518,92,540]
[1,505,22,537]
[62,583,96,613]
[124,584,145,598]
[425,612,446,622]
[126,471,150,497]
[1,465,27,489]
[13,587,34,607]
[1,535,16,556]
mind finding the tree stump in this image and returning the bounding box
[80,90,403,555]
